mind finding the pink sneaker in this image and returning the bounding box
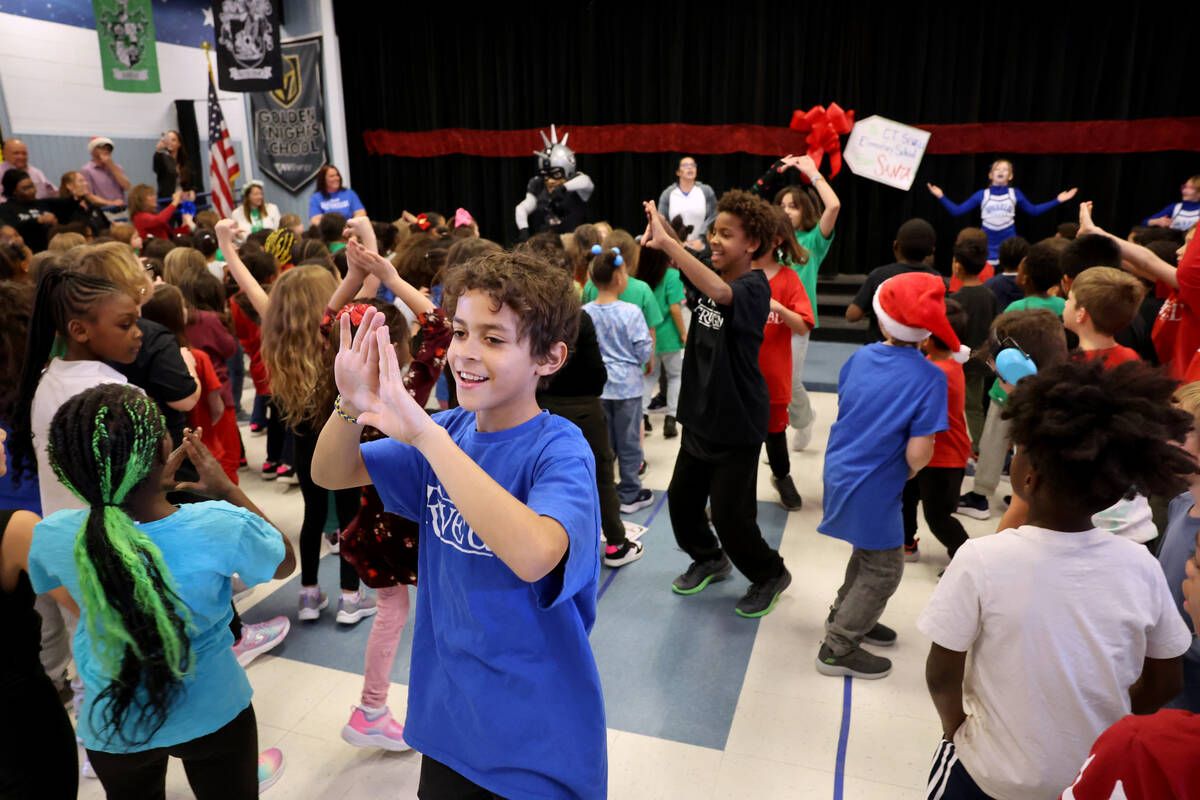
[232,616,290,667]
[340,705,411,752]
[258,747,285,791]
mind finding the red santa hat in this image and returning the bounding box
[87,136,114,155]
[872,272,970,363]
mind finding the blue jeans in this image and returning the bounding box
[602,397,643,504]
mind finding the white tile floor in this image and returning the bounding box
[75,390,1006,799]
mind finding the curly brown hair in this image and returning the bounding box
[442,251,580,362]
[1004,360,1197,513]
[717,189,777,260]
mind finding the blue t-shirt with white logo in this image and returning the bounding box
[308,187,365,219]
[361,407,606,799]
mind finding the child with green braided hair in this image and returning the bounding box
[26,384,295,798]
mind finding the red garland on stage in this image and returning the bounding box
[788,103,855,177]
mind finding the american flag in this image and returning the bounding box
[207,67,239,219]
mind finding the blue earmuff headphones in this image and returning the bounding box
[590,244,623,266]
[989,335,1037,385]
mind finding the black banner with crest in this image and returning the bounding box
[212,0,283,92]
[248,37,327,193]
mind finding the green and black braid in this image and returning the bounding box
[48,384,194,748]
[10,267,125,484]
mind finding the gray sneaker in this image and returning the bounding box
[815,643,892,679]
[734,566,792,618]
[671,555,733,594]
[337,590,379,625]
[298,588,328,621]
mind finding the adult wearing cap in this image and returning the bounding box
[79,136,130,208]
[0,138,56,201]
[231,181,280,241]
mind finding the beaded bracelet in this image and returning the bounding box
[334,394,359,425]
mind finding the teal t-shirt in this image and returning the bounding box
[581,276,664,332]
[1004,295,1065,315]
[649,269,687,353]
[28,501,285,752]
[792,227,834,328]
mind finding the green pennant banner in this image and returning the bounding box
[93,0,161,93]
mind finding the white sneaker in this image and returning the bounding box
[791,417,816,451]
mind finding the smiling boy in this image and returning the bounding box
[312,252,605,799]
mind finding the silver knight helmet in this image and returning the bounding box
[533,125,577,180]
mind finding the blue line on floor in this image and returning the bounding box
[597,490,669,601]
[833,676,853,800]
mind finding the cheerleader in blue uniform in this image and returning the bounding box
[1143,175,1200,231]
[927,159,1077,261]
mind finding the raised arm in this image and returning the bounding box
[929,186,984,217]
[1078,201,1181,289]
[791,155,842,238]
[214,219,270,317]
[564,172,594,202]
[1016,187,1077,216]
[642,200,732,305]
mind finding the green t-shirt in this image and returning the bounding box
[1004,295,1065,315]
[581,275,665,332]
[328,242,347,255]
[649,268,687,353]
[792,227,834,328]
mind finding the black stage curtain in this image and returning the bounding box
[334,4,1198,275]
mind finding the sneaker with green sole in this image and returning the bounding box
[734,566,791,617]
[671,556,732,594]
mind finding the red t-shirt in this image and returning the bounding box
[947,261,995,293]
[758,267,815,404]
[1082,345,1141,369]
[186,348,225,460]
[928,357,971,469]
[1152,231,1200,380]
[230,297,269,394]
[1059,710,1200,800]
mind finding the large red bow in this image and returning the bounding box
[788,103,855,178]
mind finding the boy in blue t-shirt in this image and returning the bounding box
[311,251,605,799]
[817,272,960,680]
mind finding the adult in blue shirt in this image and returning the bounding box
[308,164,366,227]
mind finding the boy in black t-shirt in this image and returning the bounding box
[642,191,789,618]
[846,219,944,342]
[948,232,999,452]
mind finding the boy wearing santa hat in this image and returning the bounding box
[816,271,967,679]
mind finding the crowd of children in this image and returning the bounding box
[1,157,1199,799]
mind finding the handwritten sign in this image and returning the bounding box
[842,115,930,191]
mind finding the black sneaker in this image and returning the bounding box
[662,415,678,439]
[735,566,792,617]
[825,610,897,647]
[671,555,733,594]
[603,540,645,568]
[815,643,892,679]
[643,414,653,433]
[647,394,667,411]
[955,491,990,520]
[619,489,654,514]
[771,475,803,511]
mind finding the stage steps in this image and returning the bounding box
[813,274,869,344]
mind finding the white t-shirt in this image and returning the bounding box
[32,359,129,516]
[917,525,1193,800]
[669,185,708,241]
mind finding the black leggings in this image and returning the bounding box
[418,755,508,799]
[0,672,78,798]
[764,430,790,478]
[294,426,361,591]
[88,704,258,800]
[902,467,969,558]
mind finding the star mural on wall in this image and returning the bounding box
[202,6,212,26]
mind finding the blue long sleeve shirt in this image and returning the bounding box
[939,186,1060,260]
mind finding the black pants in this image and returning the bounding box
[294,427,361,590]
[763,430,790,479]
[265,397,287,465]
[540,394,626,546]
[0,672,78,799]
[902,467,969,559]
[88,704,259,800]
[418,755,508,799]
[668,431,784,584]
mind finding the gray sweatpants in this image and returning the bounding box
[824,546,904,656]
[788,332,814,430]
[972,401,1010,497]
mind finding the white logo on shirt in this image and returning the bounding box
[426,483,494,557]
[694,303,725,331]
[766,310,783,326]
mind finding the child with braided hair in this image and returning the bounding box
[920,360,1195,799]
[27,384,295,797]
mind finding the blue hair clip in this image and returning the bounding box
[611,247,624,267]
[590,244,603,255]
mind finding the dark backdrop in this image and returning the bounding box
[334,4,1199,275]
